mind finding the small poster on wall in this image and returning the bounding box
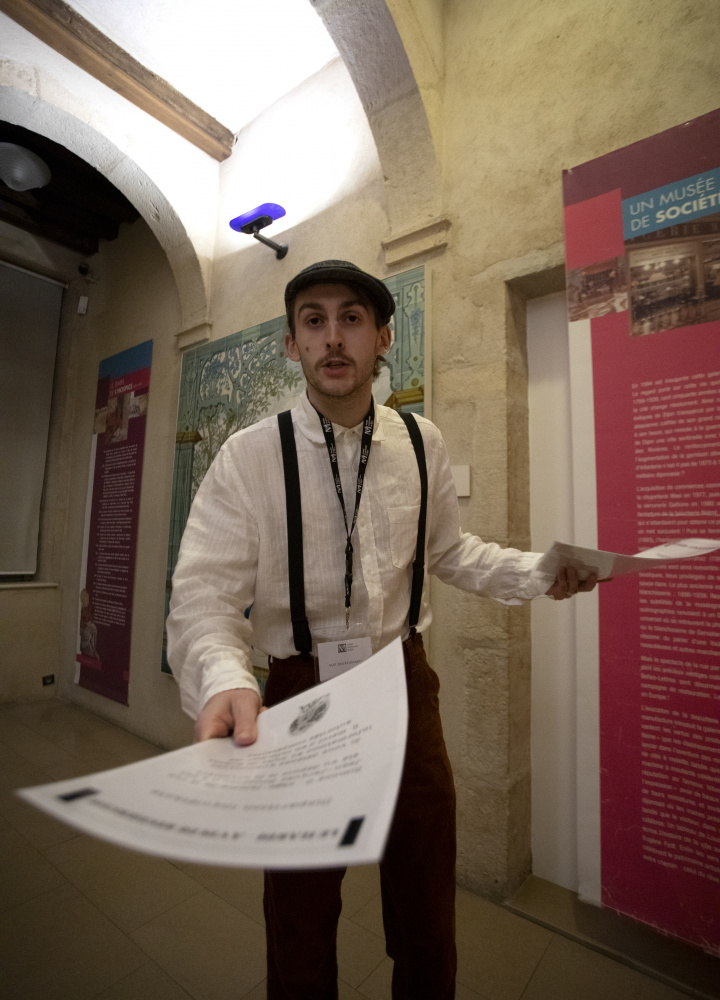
[563,109,720,954]
[76,341,153,705]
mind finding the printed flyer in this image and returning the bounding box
[563,108,720,955]
[76,341,153,705]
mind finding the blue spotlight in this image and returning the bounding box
[229,203,288,259]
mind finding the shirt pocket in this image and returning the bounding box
[385,504,421,569]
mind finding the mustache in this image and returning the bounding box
[319,352,353,366]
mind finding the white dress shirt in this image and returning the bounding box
[167,392,553,719]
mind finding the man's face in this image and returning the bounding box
[286,283,391,411]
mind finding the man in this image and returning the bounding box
[167,259,595,999]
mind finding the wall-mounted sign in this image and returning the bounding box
[563,108,720,956]
[76,341,153,705]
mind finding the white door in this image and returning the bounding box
[527,291,578,891]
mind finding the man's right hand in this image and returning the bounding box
[194,688,265,746]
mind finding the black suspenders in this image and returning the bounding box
[398,411,428,635]
[277,410,428,654]
[277,410,313,655]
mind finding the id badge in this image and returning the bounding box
[313,622,372,682]
[317,636,372,682]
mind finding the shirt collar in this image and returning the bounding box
[294,389,387,444]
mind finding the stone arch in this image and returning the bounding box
[311,0,448,266]
[0,72,210,340]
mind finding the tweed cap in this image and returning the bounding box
[284,260,395,325]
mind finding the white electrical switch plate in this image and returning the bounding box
[451,465,470,497]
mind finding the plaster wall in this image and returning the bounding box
[0,214,197,749]
[211,57,390,340]
[0,586,60,701]
[0,226,79,699]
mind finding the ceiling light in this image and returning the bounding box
[0,143,52,191]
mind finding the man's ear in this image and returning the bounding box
[285,331,300,362]
[376,324,392,355]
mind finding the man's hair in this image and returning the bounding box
[286,283,388,380]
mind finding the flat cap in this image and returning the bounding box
[284,260,395,326]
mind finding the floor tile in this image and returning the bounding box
[355,954,489,999]
[0,713,35,745]
[131,889,267,1000]
[1,701,148,770]
[0,738,28,764]
[239,982,267,1000]
[94,959,194,999]
[0,699,712,1000]
[7,701,117,744]
[1,788,80,850]
[0,755,51,793]
[238,979,370,1000]
[0,855,67,912]
[521,934,696,1000]
[0,700,81,731]
[455,887,553,1000]
[336,914,387,988]
[341,864,382,917]
[44,834,204,932]
[353,943,487,999]
[455,983,488,999]
[26,754,116,781]
[349,888,385,936]
[0,723,80,775]
[42,735,131,773]
[0,881,146,1000]
[0,821,46,871]
[339,979,374,999]
[356,955,393,999]
[181,862,266,926]
[54,724,161,766]
[509,876,720,999]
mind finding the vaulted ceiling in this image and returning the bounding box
[0,0,338,254]
[0,121,140,255]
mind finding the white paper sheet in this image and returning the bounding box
[18,639,408,868]
[536,537,720,583]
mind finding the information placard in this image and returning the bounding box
[77,341,153,705]
[563,109,720,955]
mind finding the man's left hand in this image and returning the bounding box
[546,565,598,600]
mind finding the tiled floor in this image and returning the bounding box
[1,699,717,1000]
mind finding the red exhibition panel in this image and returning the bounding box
[77,341,153,705]
[564,108,720,955]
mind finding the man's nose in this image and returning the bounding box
[325,320,344,347]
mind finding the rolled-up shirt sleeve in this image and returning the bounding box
[424,427,554,601]
[167,442,261,720]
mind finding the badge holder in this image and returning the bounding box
[312,623,373,683]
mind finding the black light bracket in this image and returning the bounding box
[239,214,288,259]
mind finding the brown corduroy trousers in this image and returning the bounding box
[262,632,457,1000]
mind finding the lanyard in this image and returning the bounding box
[316,401,375,627]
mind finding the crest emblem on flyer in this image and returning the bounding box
[289,695,330,735]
